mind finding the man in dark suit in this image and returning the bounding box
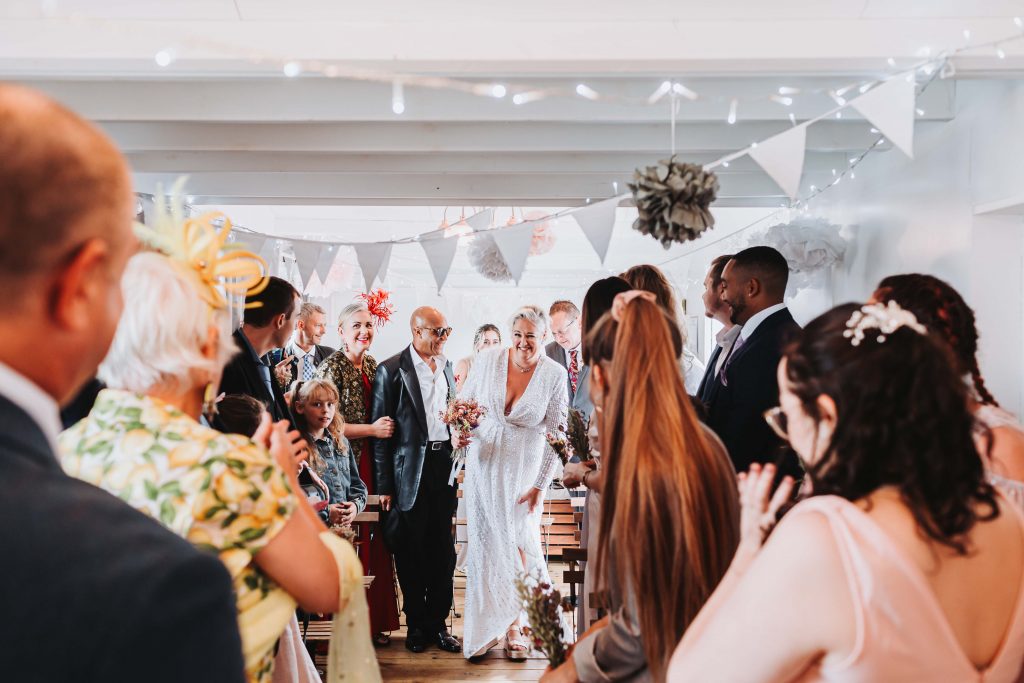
[704,246,802,477]
[372,306,463,655]
[696,253,739,403]
[267,301,336,387]
[0,84,244,682]
[219,276,300,423]
[545,300,593,421]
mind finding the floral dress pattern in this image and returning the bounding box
[59,389,297,683]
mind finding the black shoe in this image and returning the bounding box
[436,629,462,653]
[405,628,426,653]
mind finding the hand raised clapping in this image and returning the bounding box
[737,463,795,551]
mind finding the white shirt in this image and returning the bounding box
[0,361,62,454]
[714,325,742,377]
[410,345,450,441]
[739,303,788,341]
[287,339,315,361]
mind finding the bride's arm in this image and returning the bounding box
[533,371,569,490]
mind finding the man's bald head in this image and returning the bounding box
[0,84,133,310]
[410,306,444,331]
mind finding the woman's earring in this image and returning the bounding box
[202,382,218,418]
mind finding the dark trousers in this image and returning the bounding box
[393,444,458,634]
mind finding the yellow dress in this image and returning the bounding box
[60,389,297,683]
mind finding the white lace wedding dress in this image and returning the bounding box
[459,347,568,658]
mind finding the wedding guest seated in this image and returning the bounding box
[872,274,1024,506]
[60,241,379,682]
[292,378,367,528]
[0,83,244,683]
[542,294,739,682]
[622,264,706,394]
[454,323,502,392]
[668,302,1024,682]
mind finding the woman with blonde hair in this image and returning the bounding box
[542,294,739,682]
[454,323,502,392]
[315,300,400,645]
[60,205,379,683]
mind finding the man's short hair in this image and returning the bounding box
[0,85,129,306]
[729,246,790,298]
[243,276,299,328]
[549,300,580,320]
[708,253,735,287]
[298,302,325,322]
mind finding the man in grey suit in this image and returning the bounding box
[545,300,593,421]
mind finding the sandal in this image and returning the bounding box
[373,632,391,648]
[504,626,529,661]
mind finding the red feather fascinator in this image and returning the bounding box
[359,289,396,327]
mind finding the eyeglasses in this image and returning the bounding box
[418,326,452,339]
[763,406,789,441]
[552,318,578,338]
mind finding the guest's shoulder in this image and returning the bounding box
[378,349,405,373]
[544,340,562,357]
[318,344,337,357]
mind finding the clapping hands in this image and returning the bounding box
[737,463,795,551]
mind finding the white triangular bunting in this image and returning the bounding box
[354,243,393,292]
[290,240,321,288]
[851,77,916,158]
[748,125,807,199]
[466,208,495,230]
[491,223,535,284]
[571,198,619,264]
[236,232,268,256]
[420,235,461,293]
[314,244,339,282]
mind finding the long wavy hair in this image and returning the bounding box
[783,303,999,553]
[622,264,680,323]
[290,379,347,474]
[588,298,739,681]
[873,273,997,406]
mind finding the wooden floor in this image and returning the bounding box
[374,564,572,682]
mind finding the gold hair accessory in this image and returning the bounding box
[134,178,269,311]
[843,301,927,347]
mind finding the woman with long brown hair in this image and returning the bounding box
[542,295,739,682]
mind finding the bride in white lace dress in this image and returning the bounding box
[459,306,568,659]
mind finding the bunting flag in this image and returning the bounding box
[851,77,916,158]
[354,242,394,292]
[491,223,535,284]
[571,197,619,264]
[420,234,461,293]
[237,231,268,257]
[748,124,807,199]
[314,244,339,282]
[466,208,495,230]
[290,240,322,288]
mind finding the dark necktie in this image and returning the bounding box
[569,349,579,394]
[257,361,275,399]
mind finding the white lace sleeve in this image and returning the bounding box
[533,366,569,490]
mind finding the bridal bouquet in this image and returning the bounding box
[440,398,486,464]
[545,429,571,466]
[566,408,593,462]
[515,571,572,667]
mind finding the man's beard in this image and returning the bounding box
[727,299,746,325]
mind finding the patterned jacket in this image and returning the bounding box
[314,351,378,458]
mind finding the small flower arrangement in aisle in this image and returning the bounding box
[440,398,486,484]
[515,570,572,667]
[545,427,571,466]
[566,408,593,462]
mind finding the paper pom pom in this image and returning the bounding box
[629,157,719,248]
[760,218,847,288]
[468,234,514,282]
[358,289,395,326]
[524,211,556,256]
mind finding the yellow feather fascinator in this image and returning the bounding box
[134,179,269,311]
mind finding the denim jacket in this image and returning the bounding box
[315,434,367,513]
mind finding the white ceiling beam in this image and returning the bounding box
[2,16,1023,76]
[104,120,909,153]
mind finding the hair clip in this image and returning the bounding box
[842,301,927,347]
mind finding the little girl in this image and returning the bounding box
[291,379,367,526]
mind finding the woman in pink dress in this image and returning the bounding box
[668,301,1024,683]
